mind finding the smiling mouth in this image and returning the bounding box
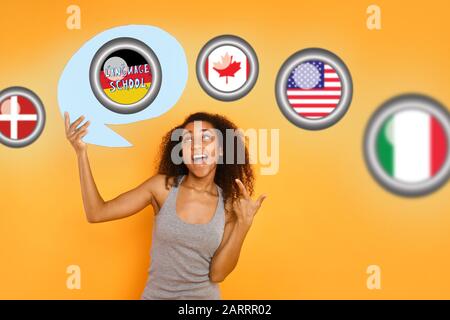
[192,154,208,164]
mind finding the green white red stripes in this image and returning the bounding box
[376,110,447,183]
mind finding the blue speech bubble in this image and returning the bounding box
[58,25,188,147]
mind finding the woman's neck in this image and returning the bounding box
[183,171,216,194]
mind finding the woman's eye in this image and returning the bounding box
[203,134,212,141]
[182,136,192,143]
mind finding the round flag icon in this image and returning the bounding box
[89,37,162,114]
[364,94,450,196]
[0,87,45,148]
[275,48,353,130]
[196,35,259,101]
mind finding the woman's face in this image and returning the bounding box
[181,120,222,178]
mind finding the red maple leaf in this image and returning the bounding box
[212,52,241,84]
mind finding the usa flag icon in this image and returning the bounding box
[0,87,45,148]
[286,61,342,119]
[276,48,353,130]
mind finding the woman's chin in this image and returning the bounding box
[187,164,216,178]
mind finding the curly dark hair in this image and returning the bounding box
[157,112,254,204]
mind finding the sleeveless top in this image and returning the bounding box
[141,175,225,300]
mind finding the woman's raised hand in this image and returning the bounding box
[232,179,267,229]
[64,112,90,154]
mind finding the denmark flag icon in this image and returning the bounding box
[0,88,45,148]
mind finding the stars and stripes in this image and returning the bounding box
[286,60,342,119]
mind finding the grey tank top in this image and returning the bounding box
[141,175,225,300]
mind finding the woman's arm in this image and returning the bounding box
[209,216,250,283]
[209,179,267,282]
[65,112,159,223]
[76,150,156,223]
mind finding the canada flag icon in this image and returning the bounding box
[206,45,249,92]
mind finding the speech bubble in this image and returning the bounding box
[58,25,188,147]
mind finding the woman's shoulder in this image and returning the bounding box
[146,174,178,192]
[145,174,180,213]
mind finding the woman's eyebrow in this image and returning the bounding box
[183,128,211,134]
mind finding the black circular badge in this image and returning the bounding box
[89,37,162,114]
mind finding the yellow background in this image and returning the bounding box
[1,0,450,299]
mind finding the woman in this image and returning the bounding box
[64,111,267,300]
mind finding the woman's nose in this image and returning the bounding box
[192,143,203,152]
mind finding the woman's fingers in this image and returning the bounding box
[77,130,88,140]
[68,115,85,134]
[255,194,267,209]
[235,179,250,199]
[67,119,90,139]
[69,120,90,141]
[74,128,88,141]
[77,120,90,132]
[64,112,70,134]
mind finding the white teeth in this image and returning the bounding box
[193,154,208,163]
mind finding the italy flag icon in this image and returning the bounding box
[376,109,447,183]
